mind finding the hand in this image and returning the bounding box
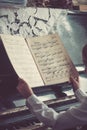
[70,76,79,92]
[17,78,34,99]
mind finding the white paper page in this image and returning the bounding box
[26,34,78,85]
[0,35,44,88]
[79,74,87,95]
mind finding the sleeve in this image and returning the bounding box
[26,90,87,130]
[26,94,58,127]
[75,88,87,102]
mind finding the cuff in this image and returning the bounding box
[75,88,87,102]
[75,88,86,97]
[26,94,41,106]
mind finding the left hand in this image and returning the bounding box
[17,78,34,99]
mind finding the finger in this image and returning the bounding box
[70,77,79,87]
[70,76,74,83]
[17,79,23,89]
[70,76,78,83]
[71,76,79,87]
[18,78,26,86]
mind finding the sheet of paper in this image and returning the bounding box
[0,35,44,88]
[26,33,78,85]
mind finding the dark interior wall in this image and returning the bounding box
[27,0,73,9]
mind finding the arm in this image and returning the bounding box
[26,94,58,127]
[17,78,87,130]
[17,78,58,127]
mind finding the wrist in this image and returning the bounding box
[25,92,34,99]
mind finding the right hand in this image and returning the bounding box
[70,76,80,92]
[17,78,34,99]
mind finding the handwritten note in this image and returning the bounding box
[0,35,44,88]
[26,34,78,85]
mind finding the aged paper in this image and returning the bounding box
[26,33,78,85]
[0,35,44,88]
